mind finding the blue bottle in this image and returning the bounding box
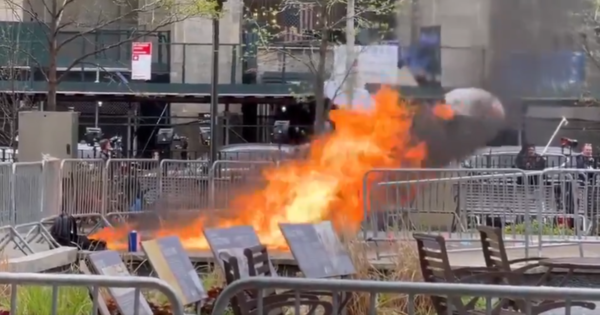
[128,230,138,252]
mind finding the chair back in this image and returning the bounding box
[478,225,511,272]
[414,233,469,315]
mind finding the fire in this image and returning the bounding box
[91,87,442,250]
[432,103,455,120]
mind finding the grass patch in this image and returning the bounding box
[505,220,575,235]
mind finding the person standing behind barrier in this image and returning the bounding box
[180,138,189,160]
[99,139,112,162]
[575,143,599,234]
[514,144,546,185]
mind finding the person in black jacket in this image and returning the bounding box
[515,144,546,170]
[514,144,546,186]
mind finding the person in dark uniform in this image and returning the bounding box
[515,144,546,170]
[514,144,546,185]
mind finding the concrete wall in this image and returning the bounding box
[22,0,134,26]
[0,0,22,21]
[170,0,243,151]
[256,47,333,80]
[396,0,490,88]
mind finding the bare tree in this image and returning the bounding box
[2,0,218,111]
[244,0,398,134]
[0,23,34,159]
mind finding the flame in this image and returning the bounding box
[432,103,454,120]
[91,87,447,250]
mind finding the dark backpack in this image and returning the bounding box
[51,214,106,251]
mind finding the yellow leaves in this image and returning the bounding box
[166,0,221,18]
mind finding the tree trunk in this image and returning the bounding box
[46,40,58,111]
[313,9,329,135]
[46,0,59,111]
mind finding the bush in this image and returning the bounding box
[504,220,575,236]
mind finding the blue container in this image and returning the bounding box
[128,230,138,252]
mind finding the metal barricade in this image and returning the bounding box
[0,273,184,315]
[208,160,275,209]
[0,163,12,225]
[60,159,106,216]
[12,162,44,225]
[535,169,600,240]
[41,159,62,219]
[159,159,211,210]
[212,277,600,315]
[362,168,532,241]
[105,159,160,214]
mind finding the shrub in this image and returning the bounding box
[504,220,575,236]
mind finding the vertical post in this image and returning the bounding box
[209,0,224,164]
[410,0,420,44]
[345,0,355,108]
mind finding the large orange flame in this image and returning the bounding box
[91,87,449,250]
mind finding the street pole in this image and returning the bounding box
[209,0,224,164]
[345,0,356,108]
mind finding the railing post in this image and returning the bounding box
[101,159,109,217]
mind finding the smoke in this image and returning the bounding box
[487,0,585,121]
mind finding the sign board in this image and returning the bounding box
[79,260,111,315]
[203,226,276,278]
[88,250,153,315]
[131,42,152,80]
[279,221,355,278]
[141,236,207,305]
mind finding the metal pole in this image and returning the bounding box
[209,0,223,164]
[345,0,355,108]
[94,101,101,128]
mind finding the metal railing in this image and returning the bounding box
[0,273,184,315]
[362,168,600,255]
[212,277,600,315]
[0,158,283,225]
[5,158,600,250]
[362,168,533,238]
[5,159,600,312]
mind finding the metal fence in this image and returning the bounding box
[0,272,184,315]
[0,160,63,227]
[0,158,282,224]
[6,160,600,313]
[212,277,600,315]
[363,168,600,253]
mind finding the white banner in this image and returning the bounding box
[328,45,406,109]
[331,45,399,87]
[131,42,152,80]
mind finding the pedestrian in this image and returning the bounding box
[514,144,545,186]
[99,139,112,162]
[180,138,188,160]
